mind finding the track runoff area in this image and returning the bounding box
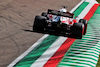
[8,0,100,67]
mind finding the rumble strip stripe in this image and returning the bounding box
[43,38,75,67]
[78,3,95,19]
[30,37,67,67]
[84,4,99,21]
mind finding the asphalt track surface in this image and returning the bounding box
[0,0,81,67]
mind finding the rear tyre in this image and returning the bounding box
[71,23,84,39]
[79,19,88,35]
[33,15,46,32]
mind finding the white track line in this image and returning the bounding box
[30,37,67,67]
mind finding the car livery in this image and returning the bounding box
[33,7,88,39]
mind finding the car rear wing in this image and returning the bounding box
[47,9,74,18]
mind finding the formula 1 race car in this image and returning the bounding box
[33,7,88,38]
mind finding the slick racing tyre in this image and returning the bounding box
[71,23,84,39]
[33,15,46,32]
[79,19,88,35]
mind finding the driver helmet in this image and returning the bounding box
[59,8,67,12]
